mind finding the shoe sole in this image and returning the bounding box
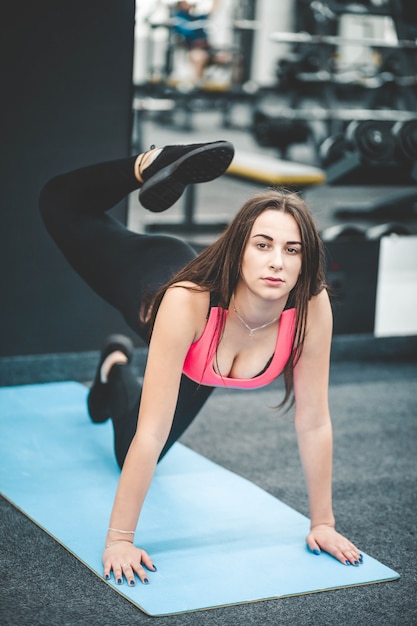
[139,141,234,212]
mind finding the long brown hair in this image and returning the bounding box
[148,188,326,407]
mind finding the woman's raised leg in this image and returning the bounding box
[39,140,234,338]
[39,141,233,466]
[39,155,197,340]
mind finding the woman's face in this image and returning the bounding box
[239,209,303,303]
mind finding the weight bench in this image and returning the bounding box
[226,150,326,186]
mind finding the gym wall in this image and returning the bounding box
[0,1,136,357]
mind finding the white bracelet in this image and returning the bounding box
[108,527,135,534]
[104,540,133,550]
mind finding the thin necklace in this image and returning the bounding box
[232,295,280,337]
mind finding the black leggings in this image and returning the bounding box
[39,157,214,468]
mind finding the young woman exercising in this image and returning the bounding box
[39,139,362,587]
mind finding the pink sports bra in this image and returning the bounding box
[182,306,296,389]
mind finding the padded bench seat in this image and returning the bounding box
[227,150,326,187]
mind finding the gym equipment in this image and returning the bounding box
[269,13,417,136]
[226,150,325,186]
[325,239,380,334]
[279,69,417,89]
[391,120,417,161]
[321,120,417,185]
[325,151,416,185]
[366,223,412,239]
[270,31,417,50]
[249,107,417,123]
[331,185,417,215]
[319,134,350,167]
[321,224,366,241]
[0,382,400,616]
[252,109,311,157]
[345,120,397,162]
[251,107,416,166]
[321,119,417,168]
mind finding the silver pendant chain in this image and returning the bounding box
[232,296,280,337]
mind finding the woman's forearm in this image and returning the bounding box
[105,431,162,546]
[296,419,335,529]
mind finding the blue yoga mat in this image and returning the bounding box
[0,382,399,616]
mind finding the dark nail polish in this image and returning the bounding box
[117,578,123,584]
[129,580,136,586]
[313,549,320,555]
[152,564,158,571]
[104,574,110,580]
[345,560,350,565]
[143,577,150,584]
[359,554,364,562]
[354,560,359,565]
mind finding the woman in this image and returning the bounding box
[172,0,218,85]
[39,139,362,588]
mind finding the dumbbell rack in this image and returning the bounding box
[268,7,417,148]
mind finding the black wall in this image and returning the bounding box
[0,1,136,357]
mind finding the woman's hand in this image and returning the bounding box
[306,524,363,566]
[103,541,157,586]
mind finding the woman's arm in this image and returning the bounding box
[293,289,362,566]
[103,286,206,585]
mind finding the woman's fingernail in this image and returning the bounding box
[129,580,136,586]
[359,554,364,563]
[152,564,158,571]
[354,560,359,565]
[104,574,110,580]
[345,560,350,565]
[313,549,320,555]
[117,578,123,584]
[143,577,150,584]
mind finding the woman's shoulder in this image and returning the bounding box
[162,282,211,315]
[161,283,211,341]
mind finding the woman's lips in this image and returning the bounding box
[263,277,284,285]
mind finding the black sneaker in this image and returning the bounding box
[87,334,134,423]
[139,140,234,212]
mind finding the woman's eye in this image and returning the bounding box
[257,242,268,249]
